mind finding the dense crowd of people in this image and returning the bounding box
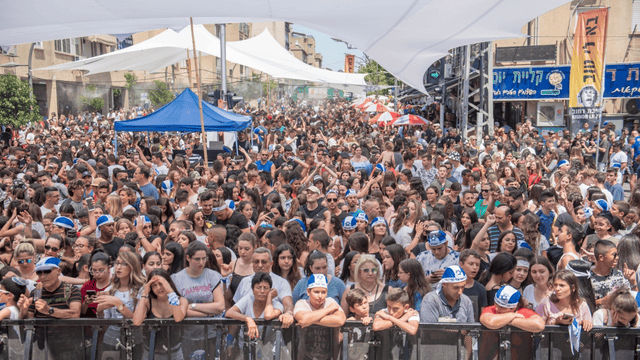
[0,96,639,359]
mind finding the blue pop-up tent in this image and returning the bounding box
[114,88,252,133]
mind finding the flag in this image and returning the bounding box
[345,54,355,73]
[569,8,609,125]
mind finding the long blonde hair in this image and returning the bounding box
[105,194,124,218]
[108,252,145,305]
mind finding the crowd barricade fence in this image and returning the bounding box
[0,319,636,360]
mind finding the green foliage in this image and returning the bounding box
[262,79,278,97]
[0,74,41,126]
[79,96,104,112]
[124,73,137,104]
[357,56,402,95]
[148,80,175,107]
[123,73,137,90]
[86,84,97,92]
[112,88,121,97]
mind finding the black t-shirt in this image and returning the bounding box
[214,211,249,230]
[463,280,488,322]
[100,237,125,261]
[261,190,280,207]
[301,204,327,220]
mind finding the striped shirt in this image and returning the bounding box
[488,225,525,253]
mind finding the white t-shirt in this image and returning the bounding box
[235,293,284,318]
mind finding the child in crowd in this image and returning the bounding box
[372,288,419,335]
[346,288,373,325]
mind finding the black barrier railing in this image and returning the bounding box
[0,319,638,360]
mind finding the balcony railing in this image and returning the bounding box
[0,318,635,360]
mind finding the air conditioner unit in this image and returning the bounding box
[625,99,640,115]
[75,56,86,61]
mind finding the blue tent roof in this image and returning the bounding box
[114,88,252,133]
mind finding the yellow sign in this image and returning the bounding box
[569,8,608,120]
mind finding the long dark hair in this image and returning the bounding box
[566,260,596,314]
[164,242,185,275]
[339,251,360,283]
[382,244,406,283]
[146,268,181,299]
[399,259,431,309]
[272,244,301,291]
[303,250,328,277]
[479,252,516,285]
[550,269,582,315]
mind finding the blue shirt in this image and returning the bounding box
[535,209,556,241]
[605,182,625,202]
[292,275,346,305]
[140,182,159,200]
[255,160,274,172]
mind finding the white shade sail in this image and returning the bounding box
[39,25,368,85]
[2,0,569,92]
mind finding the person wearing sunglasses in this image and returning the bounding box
[22,256,82,321]
[324,190,346,223]
[14,242,38,287]
[43,235,65,258]
[341,254,387,317]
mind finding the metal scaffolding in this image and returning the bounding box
[459,41,494,138]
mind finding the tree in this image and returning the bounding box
[357,56,402,95]
[0,74,40,126]
[148,80,175,108]
[124,72,137,104]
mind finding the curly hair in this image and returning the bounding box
[284,221,309,257]
[519,213,541,254]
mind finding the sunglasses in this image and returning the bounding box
[18,259,32,265]
[361,268,378,274]
[326,198,338,202]
[36,269,53,276]
[44,245,60,252]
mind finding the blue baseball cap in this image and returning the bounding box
[35,257,61,272]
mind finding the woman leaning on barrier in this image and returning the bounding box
[225,272,283,339]
[593,288,639,327]
[535,270,593,331]
[133,268,188,360]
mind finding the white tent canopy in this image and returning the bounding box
[1,0,569,93]
[39,25,368,85]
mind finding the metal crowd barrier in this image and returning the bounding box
[0,319,637,360]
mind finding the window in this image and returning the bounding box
[54,38,79,55]
[33,42,43,49]
[216,57,221,76]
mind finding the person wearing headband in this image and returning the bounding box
[417,230,460,284]
[344,189,359,213]
[480,285,545,334]
[419,265,474,323]
[210,198,250,233]
[508,257,530,292]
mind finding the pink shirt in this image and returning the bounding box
[535,297,592,325]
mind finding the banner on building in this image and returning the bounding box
[345,54,355,73]
[493,63,640,101]
[569,8,608,126]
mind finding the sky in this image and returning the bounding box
[291,24,365,72]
